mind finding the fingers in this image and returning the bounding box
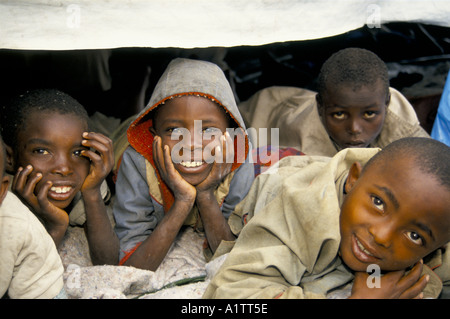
[152,136,166,177]
[13,165,42,199]
[81,132,114,170]
[12,165,51,213]
[153,135,179,182]
[398,260,428,299]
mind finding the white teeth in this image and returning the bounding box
[180,161,203,168]
[356,238,374,256]
[50,186,72,194]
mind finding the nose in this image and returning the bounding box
[369,220,394,249]
[347,118,363,136]
[51,154,73,176]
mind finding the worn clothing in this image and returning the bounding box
[204,148,449,299]
[113,58,255,263]
[239,86,429,156]
[67,180,110,227]
[0,192,64,299]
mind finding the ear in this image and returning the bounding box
[4,144,15,174]
[316,93,323,111]
[0,174,10,206]
[345,162,363,194]
[385,91,391,108]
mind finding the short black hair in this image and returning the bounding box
[317,47,389,99]
[363,137,450,191]
[0,88,89,147]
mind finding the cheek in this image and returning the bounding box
[324,118,345,137]
[77,159,91,178]
[365,118,384,134]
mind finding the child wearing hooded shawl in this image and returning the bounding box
[112,58,255,271]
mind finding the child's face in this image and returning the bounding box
[339,156,450,272]
[152,95,230,186]
[318,80,388,150]
[12,111,90,209]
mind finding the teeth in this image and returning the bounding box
[50,186,72,194]
[356,238,374,256]
[180,161,203,168]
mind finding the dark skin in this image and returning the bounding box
[122,96,236,271]
[6,111,118,265]
[340,156,450,298]
[317,79,390,150]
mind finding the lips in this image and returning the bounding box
[352,235,380,263]
[345,140,367,148]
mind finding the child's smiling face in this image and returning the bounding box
[151,95,230,186]
[13,111,90,210]
[339,155,450,272]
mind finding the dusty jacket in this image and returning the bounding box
[113,58,255,263]
[239,86,429,156]
[204,148,448,299]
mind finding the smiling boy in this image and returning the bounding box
[204,137,450,299]
[0,131,66,299]
[238,48,429,156]
[0,89,117,265]
[113,58,254,271]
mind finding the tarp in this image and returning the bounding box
[1,0,450,50]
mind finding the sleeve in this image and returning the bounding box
[113,147,161,262]
[203,194,321,299]
[0,193,64,299]
[220,160,255,219]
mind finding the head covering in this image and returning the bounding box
[127,58,249,211]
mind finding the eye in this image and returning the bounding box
[168,127,185,138]
[203,127,220,133]
[33,148,50,155]
[73,149,85,157]
[364,111,378,119]
[168,127,183,133]
[371,195,384,212]
[406,231,423,246]
[332,112,346,120]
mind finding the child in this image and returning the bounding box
[113,58,255,271]
[204,137,450,299]
[238,48,429,156]
[0,89,117,266]
[0,132,66,298]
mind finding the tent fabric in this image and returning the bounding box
[1,0,450,50]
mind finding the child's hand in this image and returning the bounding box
[12,165,69,239]
[350,260,429,299]
[80,132,114,193]
[153,136,196,203]
[196,132,233,195]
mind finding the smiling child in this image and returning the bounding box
[0,89,117,265]
[0,131,66,298]
[204,137,450,299]
[113,58,255,271]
